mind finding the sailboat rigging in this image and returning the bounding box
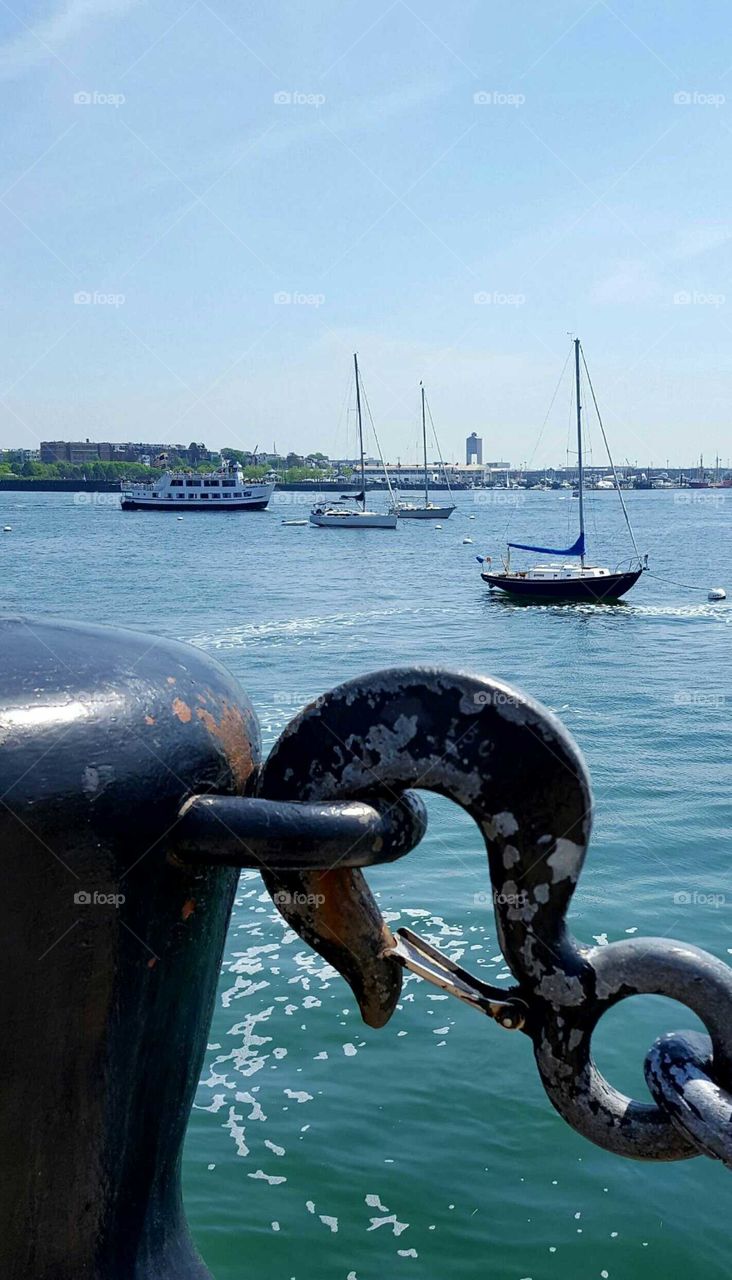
[310,354,397,529]
[390,384,455,520]
[478,338,646,601]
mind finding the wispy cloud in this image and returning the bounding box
[591,222,732,303]
[249,79,450,161]
[591,259,661,304]
[132,79,450,196]
[670,223,732,260]
[0,0,141,79]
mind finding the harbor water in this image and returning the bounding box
[3,487,731,1279]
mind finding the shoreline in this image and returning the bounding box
[0,479,728,495]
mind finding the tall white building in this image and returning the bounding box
[466,432,483,465]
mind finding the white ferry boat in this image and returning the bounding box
[120,461,274,511]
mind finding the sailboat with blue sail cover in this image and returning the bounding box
[478,338,646,601]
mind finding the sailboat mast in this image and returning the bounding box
[354,352,365,511]
[574,337,586,568]
[421,382,429,507]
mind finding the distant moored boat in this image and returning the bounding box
[390,383,455,520]
[309,354,397,529]
[120,459,274,511]
[478,338,646,602]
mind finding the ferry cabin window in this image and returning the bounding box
[186,479,201,487]
[221,479,235,487]
[204,480,219,487]
[170,479,183,486]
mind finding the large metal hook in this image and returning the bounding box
[256,667,592,1027]
[256,667,732,1163]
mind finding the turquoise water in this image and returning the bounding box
[3,488,731,1278]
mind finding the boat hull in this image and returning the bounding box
[309,511,397,528]
[120,498,270,511]
[481,568,643,601]
[395,505,455,519]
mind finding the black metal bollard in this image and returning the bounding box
[0,616,428,1279]
[0,615,262,1280]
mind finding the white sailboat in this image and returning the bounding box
[390,383,455,520]
[310,354,397,529]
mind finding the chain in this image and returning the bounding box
[183,666,732,1169]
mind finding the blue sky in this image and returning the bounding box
[2,0,732,466]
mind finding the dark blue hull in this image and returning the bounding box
[481,568,643,601]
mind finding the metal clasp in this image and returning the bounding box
[385,927,528,1031]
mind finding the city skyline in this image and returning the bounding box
[3,435,727,475]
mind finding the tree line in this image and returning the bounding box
[0,454,344,483]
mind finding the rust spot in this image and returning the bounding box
[144,715,155,726]
[265,866,401,1029]
[172,697,192,724]
[195,700,254,790]
[181,899,195,921]
[147,957,157,969]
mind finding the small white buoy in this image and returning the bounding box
[468,514,476,520]
[708,587,726,601]
[463,537,473,544]
[176,516,183,521]
[3,525,11,532]
[435,524,442,530]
